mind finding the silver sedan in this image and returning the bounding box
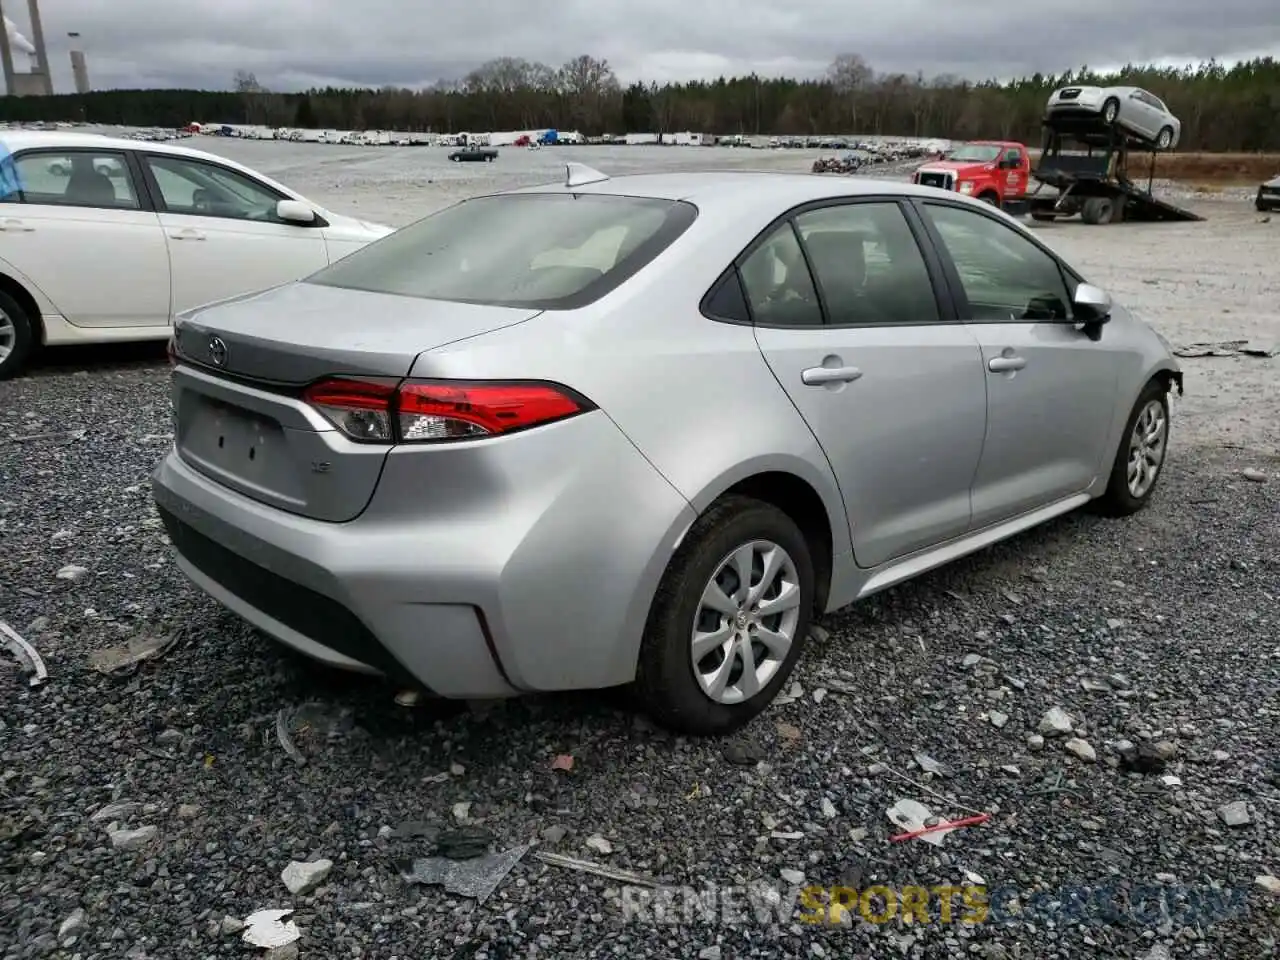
[152,165,1183,735]
[1046,85,1182,150]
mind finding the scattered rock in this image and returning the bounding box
[988,711,1009,729]
[55,564,89,582]
[585,834,613,855]
[107,825,156,851]
[1255,876,1280,895]
[220,915,244,935]
[451,801,472,822]
[541,825,568,844]
[58,908,86,942]
[1241,468,1267,483]
[1038,707,1074,737]
[1026,734,1045,752]
[821,798,837,819]
[723,740,765,766]
[1217,801,1251,827]
[281,858,333,895]
[780,868,805,884]
[1065,738,1097,762]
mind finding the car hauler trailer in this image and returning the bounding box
[1024,115,1204,225]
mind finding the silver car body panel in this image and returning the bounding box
[1045,85,1182,148]
[152,171,1182,695]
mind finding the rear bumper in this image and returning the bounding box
[151,412,696,697]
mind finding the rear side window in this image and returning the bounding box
[308,193,697,309]
[738,223,823,327]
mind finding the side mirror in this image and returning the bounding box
[1073,282,1112,323]
[276,199,317,225]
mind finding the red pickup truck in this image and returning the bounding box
[910,141,1032,208]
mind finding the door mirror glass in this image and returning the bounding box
[1072,282,1112,323]
[277,199,317,224]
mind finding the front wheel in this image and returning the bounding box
[978,191,1000,206]
[1102,97,1120,125]
[633,496,814,736]
[1094,379,1171,517]
[1155,126,1174,150]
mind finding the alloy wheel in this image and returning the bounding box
[1127,399,1167,498]
[0,309,14,362]
[690,539,802,704]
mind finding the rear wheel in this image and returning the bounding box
[1094,379,1171,517]
[0,289,36,381]
[1102,97,1120,125]
[1080,196,1115,225]
[633,496,814,736]
[1155,126,1174,150]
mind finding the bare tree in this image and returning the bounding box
[826,53,873,132]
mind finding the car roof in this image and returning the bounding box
[505,170,974,207]
[0,130,310,203]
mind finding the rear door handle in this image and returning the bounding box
[168,228,206,240]
[802,365,863,385]
[0,218,34,232]
[988,355,1027,372]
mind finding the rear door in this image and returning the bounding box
[138,152,329,315]
[0,147,170,327]
[1124,90,1158,138]
[916,200,1120,528]
[741,198,988,569]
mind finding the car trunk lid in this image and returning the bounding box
[171,281,541,521]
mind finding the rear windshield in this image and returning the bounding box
[307,192,697,309]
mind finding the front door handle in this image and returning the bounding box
[988,355,1027,372]
[168,228,206,240]
[802,365,863,385]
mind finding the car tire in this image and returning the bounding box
[1155,127,1174,150]
[633,495,815,736]
[1094,379,1171,517]
[1030,212,1056,222]
[0,288,36,381]
[1102,98,1120,125]
[978,191,1000,206]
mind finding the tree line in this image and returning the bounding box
[2,54,1278,152]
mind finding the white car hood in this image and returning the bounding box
[319,209,395,241]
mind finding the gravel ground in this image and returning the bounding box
[2,144,1279,959]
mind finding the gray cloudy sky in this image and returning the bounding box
[15,0,1280,93]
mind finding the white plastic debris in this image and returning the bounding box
[0,621,47,687]
[887,799,950,847]
[241,909,300,949]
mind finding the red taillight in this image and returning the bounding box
[302,378,591,444]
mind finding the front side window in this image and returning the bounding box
[924,203,1072,322]
[793,202,940,325]
[0,150,138,209]
[145,155,286,221]
[737,222,823,327]
[1002,149,1022,166]
[309,193,697,309]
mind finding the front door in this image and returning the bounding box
[139,153,329,315]
[743,200,988,569]
[918,200,1120,528]
[0,147,170,327]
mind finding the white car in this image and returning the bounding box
[1045,85,1182,151]
[0,131,393,378]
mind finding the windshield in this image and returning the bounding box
[308,193,697,309]
[945,144,1002,162]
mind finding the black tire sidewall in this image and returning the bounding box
[0,288,35,380]
[1157,127,1173,149]
[1101,380,1170,514]
[1103,99,1119,123]
[636,497,815,735]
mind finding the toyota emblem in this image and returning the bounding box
[208,336,227,367]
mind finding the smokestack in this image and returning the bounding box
[0,2,17,98]
[68,31,89,93]
[24,0,49,93]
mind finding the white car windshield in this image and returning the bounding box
[307,193,697,309]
